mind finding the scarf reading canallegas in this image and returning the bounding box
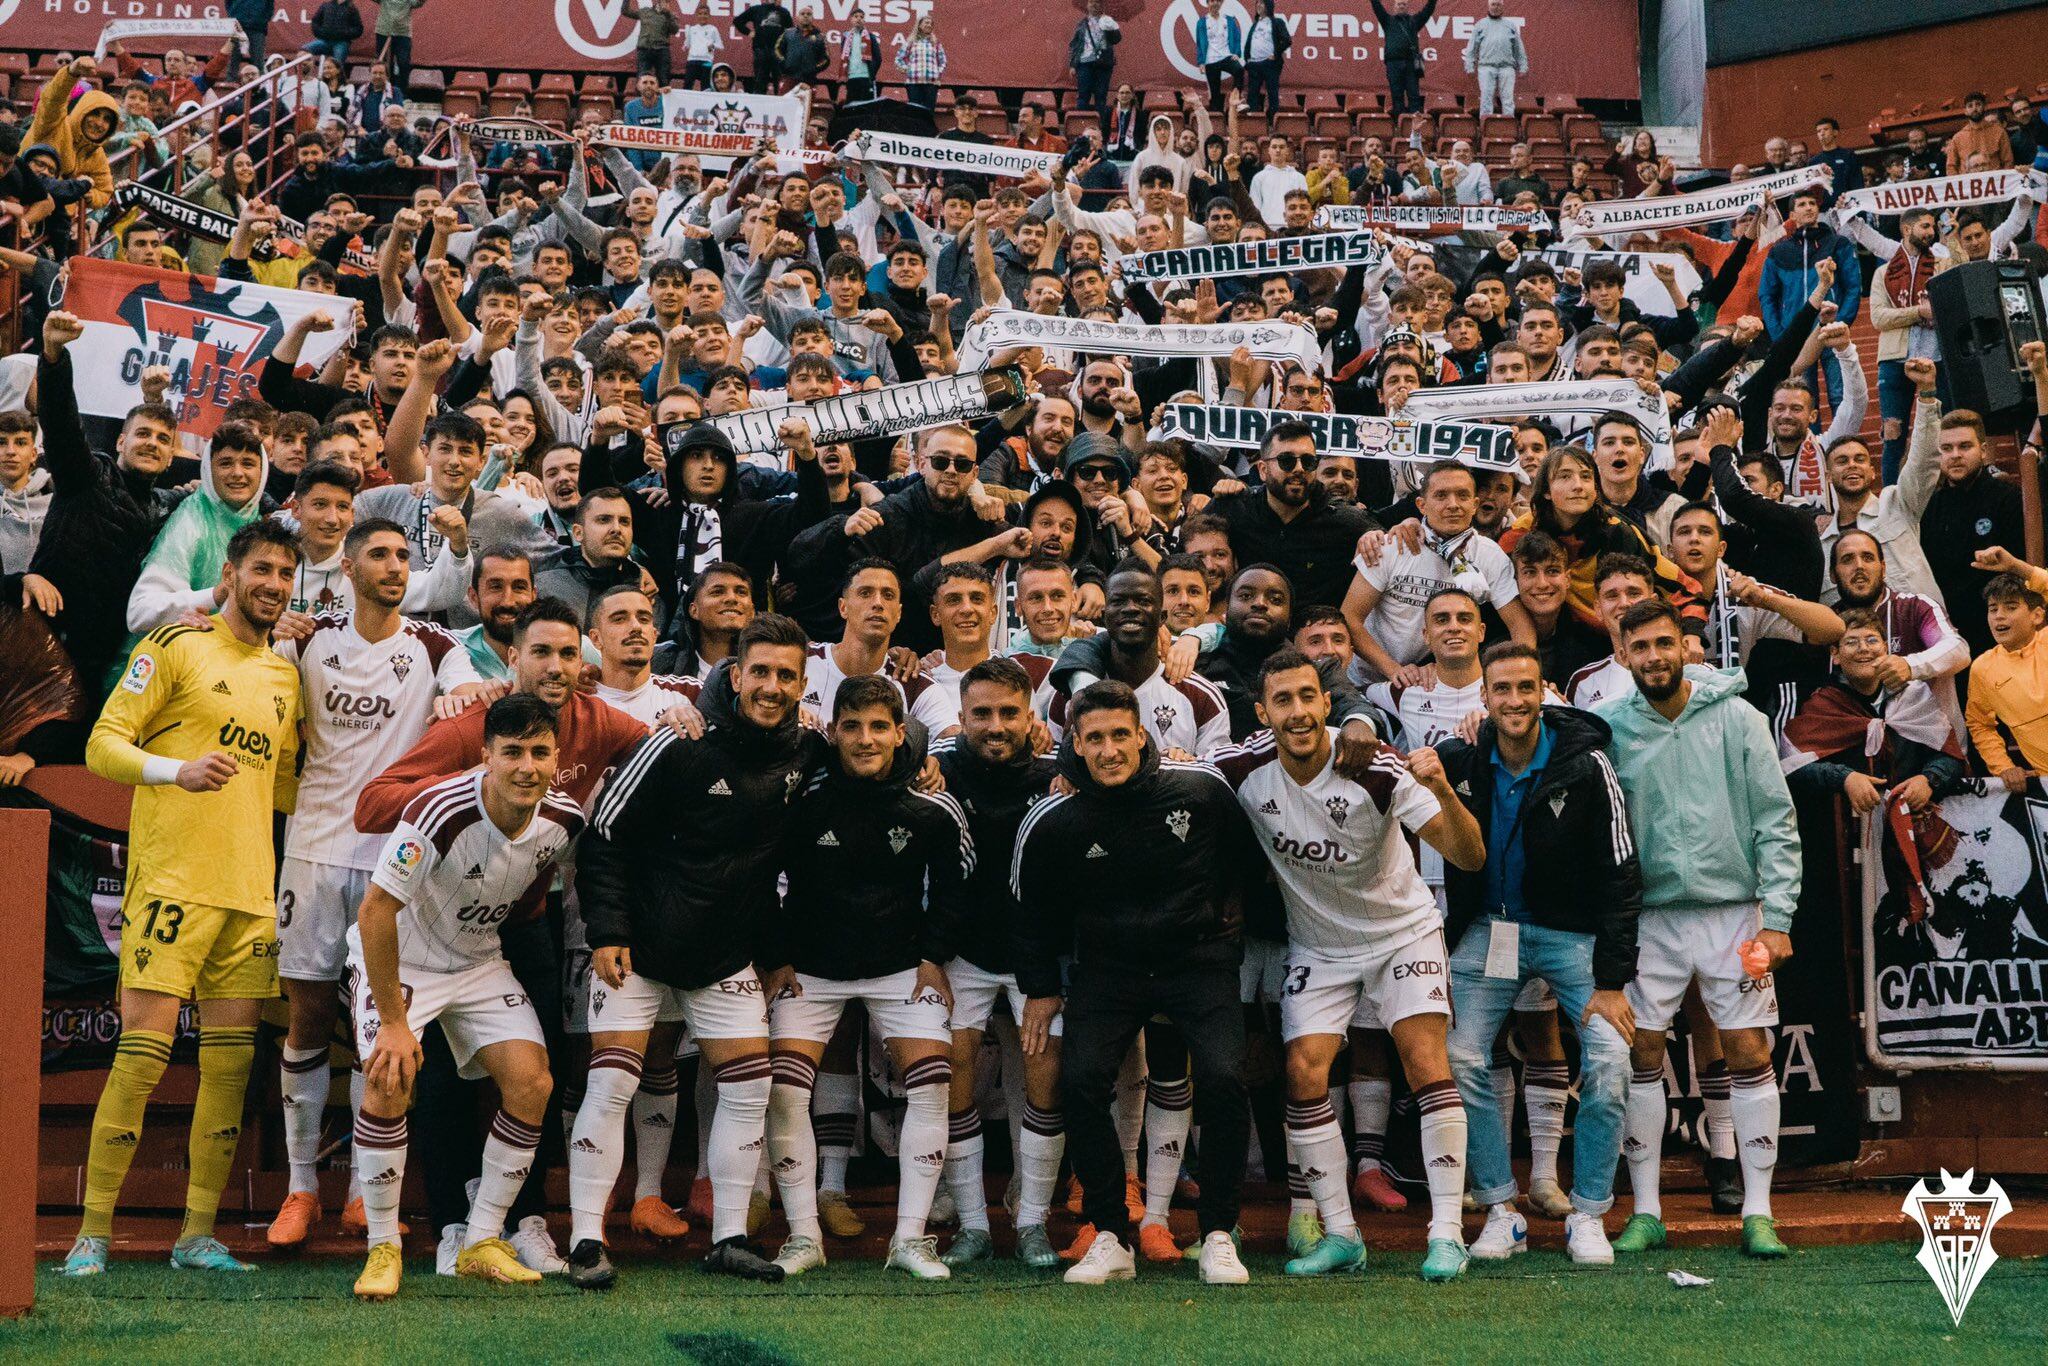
[1152,404,1520,473]
[1117,232,1387,283]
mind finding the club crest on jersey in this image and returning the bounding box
[1153,704,1178,734]
[888,826,911,855]
[390,653,412,682]
[274,691,288,722]
[1325,795,1351,827]
[1548,793,1566,818]
[1166,809,1191,842]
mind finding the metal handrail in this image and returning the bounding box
[102,51,317,190]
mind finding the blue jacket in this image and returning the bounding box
[1192,15,1243,63]
[1759,222,1860,338]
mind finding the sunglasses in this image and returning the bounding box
[1267,452,1321,472]
[926,454,977,473]
[1070,464,1120,482]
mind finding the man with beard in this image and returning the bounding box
[455,551,538,683]
[929,658,1065,1269]
[65,521,304,1277]
[355,599,649,1275]
[1436,643,1640,1269]
[1759,351,1867,510]
[977,395,1076,495]
[1217,650,1486,1281]
[1208,421,1376,610]
[1845,208,1950,482]
[1829,530,1968,736]
[535,490,665,631]
[572,615,821,1288]
[1014,680,1264,1286]
[1819,360,1941,607]
[1597,600,1800,1261]
[591,584,704,724]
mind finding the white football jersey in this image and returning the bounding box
[1566,654,1634,710]
[908,653,1056,736]
[596,674,701,727]
[1365,676,1484,752]
[369,772,585,973]
[1050,664,1232,756]
[1216,730,1443,955]
[801,642,905,712]
[280,616,480,869]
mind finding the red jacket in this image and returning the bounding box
[355,690,646,836]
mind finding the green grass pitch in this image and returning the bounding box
[7,1246,2044,1364]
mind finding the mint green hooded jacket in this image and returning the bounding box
[1595,665,1802,932]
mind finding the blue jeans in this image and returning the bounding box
[1245,59,1282,114]
[1446,919,1629,1212]
[303,37,352,66]
[1073,60,1111,114]
[1877,358,1951,485]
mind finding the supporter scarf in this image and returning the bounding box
[1832,170,2045,222]
[590,123,837,163]
[959,309,1320,373]
[1151,404,1520,472]
[454,117,577,146]
[95,17,242,56]
[110,181,379,271]
[1399,378,1675,470]
[696,367,1028,454]
[677,502,723,599]
[1117,232,1387,283]
[1314,203,1551,233]
[1705,563,1742,670]
[1563,163,1832,240]
[845,130,1063,181]
[1786,434,1831,511]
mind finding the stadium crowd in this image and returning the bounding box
[2,0,2048,1304]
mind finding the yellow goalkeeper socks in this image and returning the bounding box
[80,1028,174,1239]
[181,1026,257,1242]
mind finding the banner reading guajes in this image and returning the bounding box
[1866,785,2048,1062]
[1832,169,2045,222]
[846,129,1063,181]
[1118,232,1386,283]
[1155,404,1520,472]
[1315,203,1552,233]
[958,309,1321,373]
[61,257,355,439]
[1564,163,1832,240]
[697,367,1028,455]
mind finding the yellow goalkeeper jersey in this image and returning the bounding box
[88,619,303,916]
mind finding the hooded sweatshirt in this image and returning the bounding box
[1594,664,1802,931]
[0,467,52,573]
[27,83,121,209]
[124,440,272,635]
[1127,114,1192,198]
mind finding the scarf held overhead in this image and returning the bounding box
[1153,404,1520,472]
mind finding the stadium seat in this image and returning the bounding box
[451,69,489,92]
[1437,112,1477,144]
[441,86,483,120]
[533,73,574,124]
[489,73,534,117]
[1301,90,1342,116]
[1270,111,1308,142]
[1353,112,1394,145]
[1142,89,1179,113]
[1303,136,1335,166]
[1021,89,1060,113]
[1064,108,1101,139]
[348,64,372,85]
[880,84,909,103]
[1521,112,1561,144]
[1481,137,1516,164]
[407,68,446,101]
[1423,92,1463,114]
[1478,114,1517,145]
[579,73,618,98]
[0,52,31,81]
[965,88,1000,109]
[1311,111,1350,141]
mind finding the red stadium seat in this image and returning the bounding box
[406,68,446,101]
[1270,111,1308,142]
[1353,112,1394,145]
[441,87,483,120]
[1311,111,1350,141]
[1301,90,1342,116]
[1478,115,1517,145]
[1521,113,1561,144]
[450,69,489,93]
[488,74,534,117]
[1437,112,1477,144]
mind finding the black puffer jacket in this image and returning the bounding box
[1011,729,1260,998]
[577,658,821,990]
[763,717,964,981]
[1433,705,1642,990]
[929,735,1058,975]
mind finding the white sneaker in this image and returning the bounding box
[1565,1211,1614,1265]
[1470,1204,1528,1260]
[436,1223,467,1277]
[1064,1230,1136,1284]
[885,1234,951,1280]
[774,1234,827,1276]
[1198,1230,1250,1285]
[510,1215,567,1275]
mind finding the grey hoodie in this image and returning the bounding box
[0,466,52,574]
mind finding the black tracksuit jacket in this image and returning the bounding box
[929,736,1058,976]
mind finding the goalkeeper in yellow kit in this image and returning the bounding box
[63,521,304,1276]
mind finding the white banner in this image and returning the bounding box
[1117,232,1386,283]
[1154,405,1521,473]
[845,130,1063,181]
[590,123,835,164]
[454,116,577,146]
[1522,246,1703,318]
[1399,377,1675,470]
[1564,163,1833,240]
[1832,169,2043,222]
[958,309,1320,373]
[661,88,809,164]
[696,368,1027,454]
[95,17,244,57]
[1315,203,1552,233]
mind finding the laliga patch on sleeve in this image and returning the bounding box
[121,654,157,695]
